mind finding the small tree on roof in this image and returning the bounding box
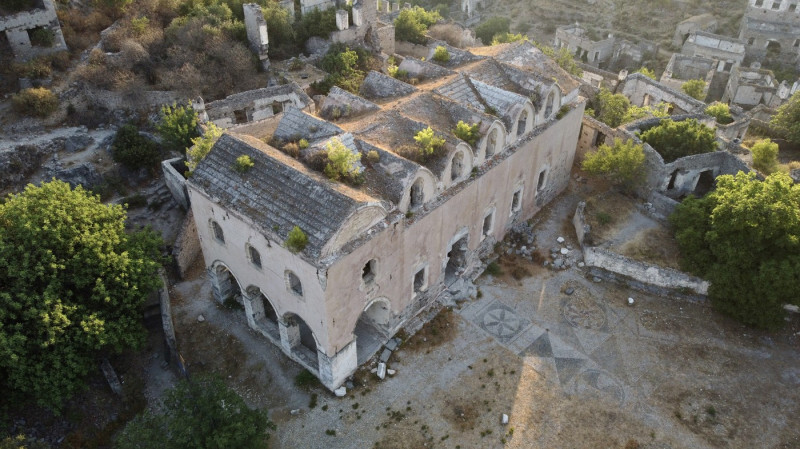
[414,127,445,157]
[323,137,363,184]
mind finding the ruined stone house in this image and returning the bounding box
[553,24,658,72]
[0,0,67,61]
[739,0,800,69]
[192,84,313,129]
[722,65,783,109]
[673,14,718,48]
[185,40,583,390]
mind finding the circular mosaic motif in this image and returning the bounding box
[563,296,606,330]
[481,307,523,340]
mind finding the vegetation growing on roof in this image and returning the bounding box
[704,102,733,125]
[414,127,446,157]
[532,41,583,77]
[323,137,364,185]
[681,79,707,101]
[638,118,717,163]
[286,226,309,253]
[635,67,656,80]
[453,121,480,146]
[432,46,450,63]
[234,154,254,173]
[186,122,223,174]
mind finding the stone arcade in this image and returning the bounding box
[185,41,584,390]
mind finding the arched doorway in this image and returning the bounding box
[246,286,280,342]
[282,313,319,370]
[354,298,392,364]
[211,263,242,304]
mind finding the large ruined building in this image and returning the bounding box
[185,41,583,390]
[739,0,800,68]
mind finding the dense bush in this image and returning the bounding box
[750,139,779,174]
[432,45,450,62]
[771,90,800,144]
[704,102,733,124]
[323,137,363,184]
[453,120,479,146]
[670,172,800,329]
[475,16,509,45]
[111,124,162,170]
[12,87,58,117]
[312,44,378,94]
[157,102,199,154]
[533,41,582,77]
[394,6,440,44]
[286,226,308,253]
[638,118,716,163]
[186,122,223,173]
[591,88,630,128]
[582,138,645,190]
[0,181,163,409]
[681,79,706,101]
[294,7,338,48]
[414,127,445,158]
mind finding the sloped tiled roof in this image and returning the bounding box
[319,86,380,121]
[189,133,377,260]
[273,107,342,143]
[359,71,417,100]
[471,41,581,94]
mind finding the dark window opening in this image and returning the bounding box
[234,109,247,124]
[272,101,283,115]
[248,246,262,269]
[511,189,522,212]
[537,170,547,191]
[482,211,494,238]
[593,131,606,147]
[212,221,225,243]
[362,259,376,284]
[288,272,303,296]
[410,178,424,209]
[755,0,764,7]
[445,236,468,285]
[451,152,464,181]
[413,268,426,293]
[771,0,781,9]
[667,170,679,190]
[487,128,499,157]
[694,170,715,196]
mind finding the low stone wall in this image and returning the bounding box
[584,247,708,295]
[572,201,590,247]
[173,210,201,279]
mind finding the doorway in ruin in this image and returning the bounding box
[284,313,319,370]
[766,40,781,59]
[694,170,715,196]
[445,235,469,285]
[354,298,391,365]
[246,286,280,341]
[212,263,242,304]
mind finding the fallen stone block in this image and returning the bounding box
[377,362,386,380]
[334,386,347,397]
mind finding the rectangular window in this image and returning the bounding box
[511,188,522,214]
[537,169,547,191]
[413,267,426,293]
[482,211,494,239]
[794,39,800,48]
[755,0,764,6]
[771,0,781,9]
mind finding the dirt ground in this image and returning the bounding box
[160,177,800,449]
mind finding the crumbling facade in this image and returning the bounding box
[722,65,782,109]
[186,41,583,390]
[243,3,270,70]
[673,14,718,48]
[553,24,658,72]
[0,0,67,61]
[192,84,313,129]
[739,0,800,69]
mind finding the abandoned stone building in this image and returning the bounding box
[553,24,657,72]
[673,14,718,48]
[722,65,784,109]
[739,0,800,69]
[185,40,583,390]
[0,0,67,61]
[192,84,313,129]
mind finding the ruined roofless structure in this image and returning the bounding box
[739,0,800,68]
[186,41,584,390]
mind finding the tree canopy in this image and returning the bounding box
[582,138,645,190]
[750,138,779,174]
[324,137,363,184]
[475,16,510,45]
[393,6,440,44]
[0,181,163,409]
[670,172,800,329]
[591,89,631,128]
[771,90,800,145]
[187,122,223,174]
[116,375,275,449]
[157,102,200,154]
[638,118,717,163]
[704,102,733,125]
[111,124,162,170]
[681,79,706,101]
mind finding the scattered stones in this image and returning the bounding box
[334,386,347,397]
[593,276,602,283]
[557,236,565,243]
[64,133,94,153]
[345,380,354,389]
[553,258,564,269]
[578,262,585,268]
[387,368,396,376]
[197,314,205,322]
[291,409,300,415]
[377,362,387,380]
[627,297,635,306]
[565,287,575,295]
[379,348,392,363]
[560,248,569,255]
[501,413,509,424]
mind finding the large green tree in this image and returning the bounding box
[582,138,645,190]
[591,88,631,128]
[681,79,706,101]
[157,102,200,154]
[393,6,440,44]
[771,90,800,144]
[474,16,510,45]
[0,181,163,409]
[116,376,275,449]
[670,172,800,329]
[638,118,717,163]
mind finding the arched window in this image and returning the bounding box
[362,259,376,284]
[450,152,464,181]
[516,109,529,138]
[487,128,499,157]
[287,271,303,296]
[544,91,556,118]
[211,220,225,244]
[247,245,262,269]
[410,178,424,209]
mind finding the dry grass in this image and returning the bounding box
[584,191,636,244]
[400,307,459,352]
[618,227,681,269]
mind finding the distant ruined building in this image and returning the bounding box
[739,0,800,69]
[0,0,67,61]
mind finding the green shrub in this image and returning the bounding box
[635,67,656,80]
[394,6,440,44]
[12,87,58,117]
[298,138,309,150]
[681,79,707,101]
[705,102,733,124]
[582,138,645,190]
[475,16,509,45]
[286,226,308,253]
[234,154,254,173]
[14,58,52,79]
[414,127,445,157]
[491,32,526,45]
[750,139,779,174]
[157,102,199,154]
[29,27,54,47]
[432,45,450,63]
[324,137,363,184]
[295,369,318,389]
[111,124,162,170]
[484,261,502,276]
[366,150,380,163]
[453,120,479,146]
[130,16,150,36]
[638,118,716,163]
[186,123,223,173]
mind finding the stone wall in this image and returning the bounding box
[161,157,190,210]
[621,73,706,114]
[0,0,67,61]
[172,210,201,279]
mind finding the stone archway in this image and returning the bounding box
[245,286,280,342]
[445,234,469,285]
[281,313,319,371]
[210,263,242,304]
[354,298,392,364]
